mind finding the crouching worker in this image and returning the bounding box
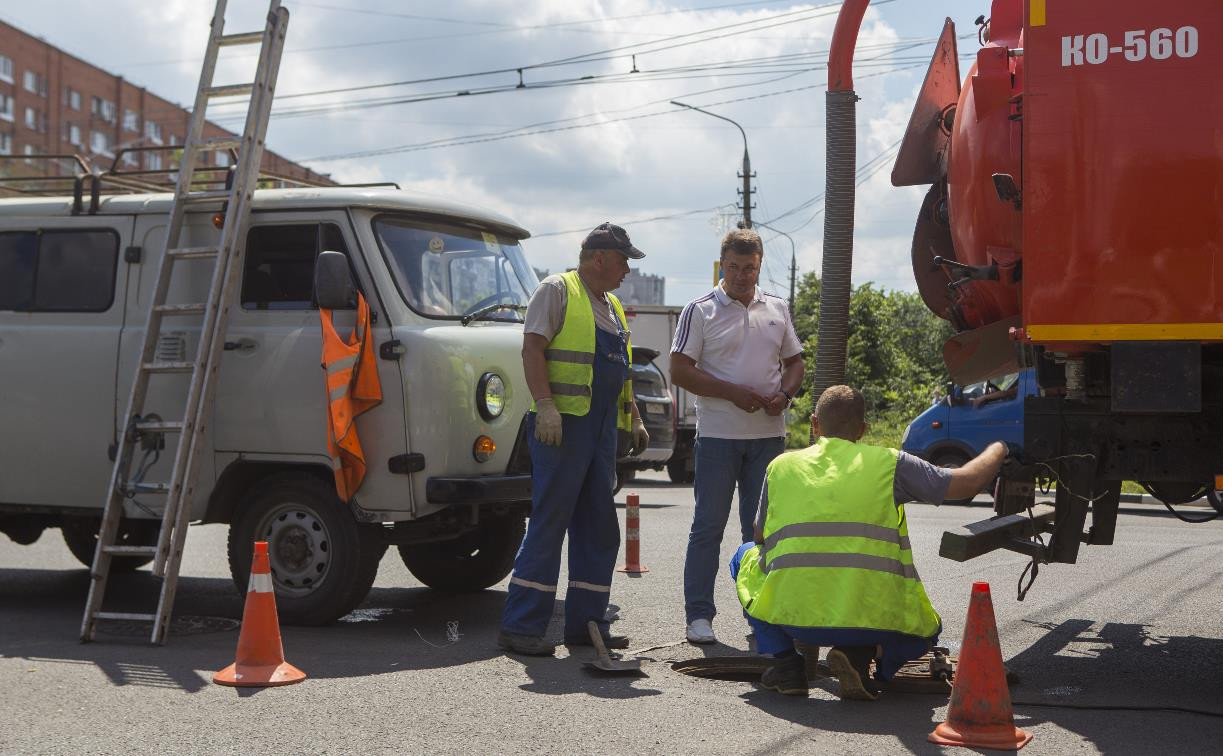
[732,385,1007,700]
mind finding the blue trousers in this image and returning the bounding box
[501,328,627,639]
[684,435,785,623]
[729,542,939,680]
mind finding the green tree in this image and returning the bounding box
[786,275,955,448]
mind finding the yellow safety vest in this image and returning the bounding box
[736,437,941,637]
[534,270,633,432]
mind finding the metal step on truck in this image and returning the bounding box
[0,161,541,627]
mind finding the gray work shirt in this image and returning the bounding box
[523,273,622,340]
[756,451,953,530]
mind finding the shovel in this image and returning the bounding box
[581,620,642,674]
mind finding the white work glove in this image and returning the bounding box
[630,417,650,456]
[534,397,563,446]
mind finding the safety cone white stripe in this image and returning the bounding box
[248,571,274,594]
[510,576,557,593]
[568,580,611,593]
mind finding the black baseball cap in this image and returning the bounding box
[581,221,645,259]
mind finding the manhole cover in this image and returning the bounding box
[671,653,982,695]
[96,614,239,637]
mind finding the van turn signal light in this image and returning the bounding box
[211,212,225,229]
[473,435,496,462]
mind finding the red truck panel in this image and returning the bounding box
[1022,0,1223,344]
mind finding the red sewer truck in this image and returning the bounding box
[827,0,1223,573]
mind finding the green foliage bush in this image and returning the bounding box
[785,272,955,449]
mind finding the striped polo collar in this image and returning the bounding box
[713,282,765,306]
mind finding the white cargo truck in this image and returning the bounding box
[0,187,541,624]
[621,304,696,483]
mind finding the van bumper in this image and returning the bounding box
[426,474,532,505]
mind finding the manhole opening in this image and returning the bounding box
[95,614,239,637]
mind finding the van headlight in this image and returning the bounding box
[477,372,505,420]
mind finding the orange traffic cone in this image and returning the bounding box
[213,541,306,687]
[928,582,1032,750]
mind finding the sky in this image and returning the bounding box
[2,0,992,306]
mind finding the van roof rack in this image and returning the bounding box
[0,146,343,214]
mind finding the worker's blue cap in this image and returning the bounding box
[581,222,645,259]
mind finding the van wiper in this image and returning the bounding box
[460,303,527,326]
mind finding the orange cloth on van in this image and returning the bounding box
[319,294,382,502]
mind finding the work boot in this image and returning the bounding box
[564,631,631,650]
[794,641,822,681]
[497,631,557,657]
[826,646,881,701]
[760,652,809,697]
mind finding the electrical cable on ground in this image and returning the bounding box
[1010,700,1223,719]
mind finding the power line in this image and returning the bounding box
[208,1,857,106]
[532,205,731,238]
[298,61,925,163]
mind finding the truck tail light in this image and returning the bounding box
[931,421,943,429]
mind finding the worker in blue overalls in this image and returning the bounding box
[499,222,650,656]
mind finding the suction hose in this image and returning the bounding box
[812,0,869,405]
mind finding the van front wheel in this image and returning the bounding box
[228,474,386,625]
[398,514,525,592]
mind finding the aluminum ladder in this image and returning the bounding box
[81,0,289,645]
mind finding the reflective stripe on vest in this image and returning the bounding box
[320,294,383,502]
[532,270,634,432]
[735,437,941,637]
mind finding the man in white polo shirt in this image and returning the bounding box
[671,227,804,645]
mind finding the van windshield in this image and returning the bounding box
[373,216,539,320]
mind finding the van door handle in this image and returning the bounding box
[223,338,257,353]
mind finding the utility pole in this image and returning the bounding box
[755,221,797,311]
[671,100,753,228]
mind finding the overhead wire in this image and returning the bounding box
[298,61,926,163]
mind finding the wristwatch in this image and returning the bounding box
[780,387,794,406]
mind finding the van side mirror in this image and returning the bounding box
[314,250,357,309]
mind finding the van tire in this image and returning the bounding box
[398,514,524,592]
[61,517,158,573]
[227,474,386,625]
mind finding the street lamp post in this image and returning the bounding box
[670,100,754,228]
[754,221,797,312]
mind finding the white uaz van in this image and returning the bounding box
[0,187,537,624]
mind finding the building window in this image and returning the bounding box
[147,151,162,171]
[23,143,42,164]
[62,122,81,146]
[24,108,46,133]
[91,96,116,124]
[0,133,11,155]
[0,55,12,84]
[216,151,231,167]
[23,71,47,97]
[90,130,112,156]
[62,87,81,111]
[123,109,138,132]
[0,94,13,123]
[144,120,162,144]
[121,150,139,167]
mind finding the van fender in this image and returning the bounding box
[204,456,333,525]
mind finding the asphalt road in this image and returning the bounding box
[3,471,1223,754]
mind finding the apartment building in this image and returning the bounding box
[0,19,332,187]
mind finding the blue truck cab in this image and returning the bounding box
[902,370,1037,468]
